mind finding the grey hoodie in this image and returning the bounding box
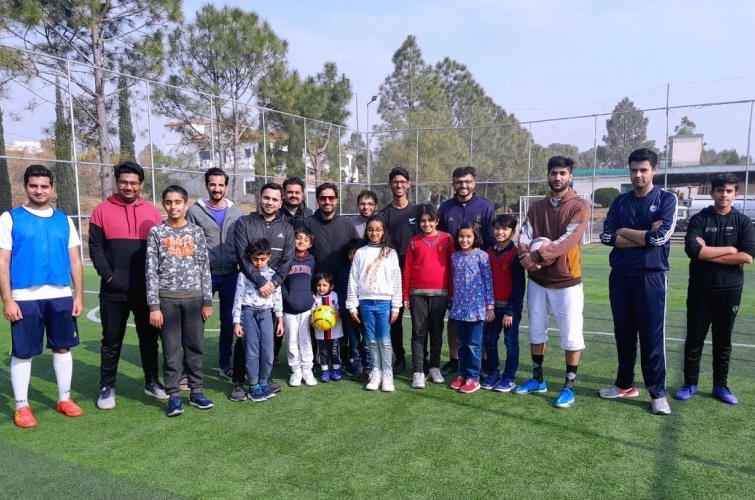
[186,198,244,276]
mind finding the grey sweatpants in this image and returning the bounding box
[158,296,205,396]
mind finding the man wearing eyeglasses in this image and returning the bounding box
[438,166,496,376]
[90,161,166,410]
[350,190,379,238]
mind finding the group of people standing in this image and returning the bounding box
[3,145,753,426]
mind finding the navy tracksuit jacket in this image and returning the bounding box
[600,186,678,399]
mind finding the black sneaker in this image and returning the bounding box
[268,379,282,393]
[393,356,406,373]
[230,384,247,402]
[440,359,459,376]
[355,369,371,382]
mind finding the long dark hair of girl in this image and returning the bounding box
[361,215,394,255]
[454,222,483,251]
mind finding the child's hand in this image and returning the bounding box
[233,323,243,338]
[403,300,410,309]
[389,311,399,324]
[486,309,495,323]
[334,310,340,320]
[202,306,213,321]
[275,317,284,337]
[350,311,361,324]
[149,310,163,329]
[503,314,513,328]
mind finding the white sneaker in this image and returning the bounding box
[289,369,302,387]
[97,386,116,410]
[429,367,444,384]
[411,372,425,389]
[302,369,318,386]
[365,367,381,391]
[382,369,395,392]
[651,396,671,415]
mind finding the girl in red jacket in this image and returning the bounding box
[403,204,454,388]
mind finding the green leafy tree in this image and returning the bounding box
[0,106,10,213]
[0,0,182,198]
[674,116,697,135]
[593,187,620,207]
[118,75,136,161]
[603,97,655,167]
[53,80,77,216]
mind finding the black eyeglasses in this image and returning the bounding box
[318,195,337,202]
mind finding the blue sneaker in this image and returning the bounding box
[674,384,697,401]
[321,370,331,383]
[249,385,267,402]
[331,368,342,381]
[166,396,184,417]
[189,392,214,410]
[260,384,275,399]
[554,387,575,408]
[493,377,516,393]
[481,372,501,390]
[513,378,547,395]
[712,386,739,405]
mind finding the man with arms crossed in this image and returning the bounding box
[599,148,677,415]
[1,165,84,427]
[516,156,589,409]
[676,173,755,405]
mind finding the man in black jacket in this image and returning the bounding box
[280,177,313,228]
[231,182,295,397]
[676,173,755,405]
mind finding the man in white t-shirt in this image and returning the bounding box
[0,165,85,428]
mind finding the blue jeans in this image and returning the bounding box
[241,307,274,386]
[484,306,520,380]
[213,273,238,370]
[359,300,393,371]
[456,320,484,381]
[341,310,372,371]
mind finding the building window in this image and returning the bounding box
[199,150,211,161]
[244,148,252,158]
[244,179,255,195]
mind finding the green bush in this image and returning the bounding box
[593,187,620,207]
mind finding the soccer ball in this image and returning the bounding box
[312,305,337,330]
[529,237,555,267]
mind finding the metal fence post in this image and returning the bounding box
[66,61,83,263]
[664,83,670,189]
[145,80,157,204]
[590,115,599,243]
[338,125,343,214]
[526,122,532,197]
[210,95,216,170]
[262,111,267,183]
[469,124,473,166]
[416,129,420,201]
[745,101,753,212]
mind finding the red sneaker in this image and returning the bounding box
[460,379,481,394]
[57,399,84,417]
[14,406,37,428]
[450,376,465,390]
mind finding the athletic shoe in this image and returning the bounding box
[189,392,214,410]
[57,399,84,417]
[14,406,36,428]
[411,372,426,389]
[355,369,371,382]
[450,376,465,390]
[302,369,318,387]
[230,384,247,402]
[651,396,671,415]
[440,359,459,376]
[674,384,697,401]
[493,377,516,393]
[167,396,184,417]
[289,369,303,387]
[429,368,445,384]
[144,379,169,400]
[179,376,189,391]
[268,379,282,393]
[260,384,275,399]
[599,385,640,399]
[218,368,234,381]
[381,370,395,392]
[481,373,501,390]
[460,379,481,394]
[342,362,357,378]
[249,385,267,402]
[393,356,406,373]
[513,378,547,395]
[331,368,342,381]
[97,386,116,410]
[712,386,739,405]
[365,368,381,391]
[321,370,331,383]
[555,387,575,408]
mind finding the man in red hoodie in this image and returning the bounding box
[89,162,165,410]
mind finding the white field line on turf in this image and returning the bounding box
[84,291,755,349]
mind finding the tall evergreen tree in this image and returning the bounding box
[603,97,656,167]
[0,106,11,213]
[53,80,77,216]
[118,75,136,161]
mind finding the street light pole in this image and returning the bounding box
[366,95,377,189]
[355,92,359,133]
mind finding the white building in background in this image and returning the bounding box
[6,140,43,154]
[670,134,704,167]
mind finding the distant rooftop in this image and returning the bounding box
[573,164,753,177]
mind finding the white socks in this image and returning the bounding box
[53,351,73,402]
[10,357,32,410]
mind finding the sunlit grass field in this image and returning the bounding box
[1,245,754,499]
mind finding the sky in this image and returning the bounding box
[180,0,755,152]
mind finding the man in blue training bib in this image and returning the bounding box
[0,165,85,428]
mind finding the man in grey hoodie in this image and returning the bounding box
[186,168,244,378]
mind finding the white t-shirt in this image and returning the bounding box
[0,206,81,301]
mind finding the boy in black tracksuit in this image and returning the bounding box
[677,173,755,405]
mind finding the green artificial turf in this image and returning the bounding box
[1,245,754,499]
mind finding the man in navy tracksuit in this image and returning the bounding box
[676,173,755,405]
[599,148,677,415]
